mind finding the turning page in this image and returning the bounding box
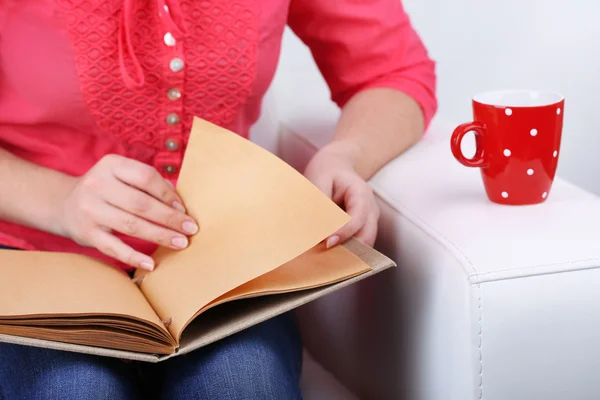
[202,242,373,312]
[136,118,352,340]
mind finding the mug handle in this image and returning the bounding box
[450,122,489,168]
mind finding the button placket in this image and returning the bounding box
[167,88,181,101]
[166,113,180,125]
[163,164,177,174]
[169,57,185,72]
[165,139,180,151]
[163,32,176,47]
[157,16,186,178]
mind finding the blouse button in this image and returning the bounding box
[166,113,180,125]
[167,88,181,101]
[163,165,177,174]
[165,139,179,151]
[170,58,184,72]
[164,32,176,47]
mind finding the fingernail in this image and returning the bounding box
[140,260,154,271]
[182,220,199,235]
[172,201,186,213]
[171,236,189,249]
[326,235,340,249]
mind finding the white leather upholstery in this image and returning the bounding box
[279,116,600,400]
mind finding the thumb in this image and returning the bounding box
[325,184,367,248]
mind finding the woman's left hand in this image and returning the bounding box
[304,140,380,248]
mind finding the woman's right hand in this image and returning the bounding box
[54,154,198,271]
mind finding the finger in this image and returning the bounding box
[326,186,369,248]
[354,208,379,246]
[104,181,198,236]
[90,229,156,271]
[92,202,190,250]
[109,156,184,210]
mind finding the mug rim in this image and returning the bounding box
[473,89,564,108]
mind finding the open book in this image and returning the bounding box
[0,118,395,362]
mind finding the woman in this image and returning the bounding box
[0,0,436,398]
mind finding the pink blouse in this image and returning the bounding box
[0,0,436,268]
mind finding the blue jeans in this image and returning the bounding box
[0,313,302,400]
[0,246,303,399]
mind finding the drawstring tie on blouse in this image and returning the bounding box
[118,0,187,88]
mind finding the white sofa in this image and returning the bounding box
[280,116,600,400]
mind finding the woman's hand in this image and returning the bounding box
[53,155,198,270]
[304,140,380,248]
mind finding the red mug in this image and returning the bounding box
[451,90,564,205]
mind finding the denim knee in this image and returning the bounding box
[0,344,138,400]
[160,315,303,400]
[166,346,302,399]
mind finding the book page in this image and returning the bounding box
[199,243,372,314]
[0,250,170,341]
[136,118,351,340]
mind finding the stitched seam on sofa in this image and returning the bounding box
[469,257,600,281]
[371,183,478,276]
[476,281,484,400]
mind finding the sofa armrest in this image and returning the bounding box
[279,117,600,400]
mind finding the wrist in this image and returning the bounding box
[37,174,79,237]
[0,149,78,236]
[318,139,363,171]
